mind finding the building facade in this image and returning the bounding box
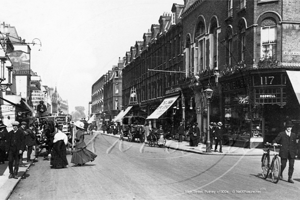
[91,0,300,147]
[182,0,300,145]
[91,59,124,125]
[122,4,185,131]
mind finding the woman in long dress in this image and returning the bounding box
[71,121,97,166]
[0,123,8,164]
[157,125,165,147]
[50,124,68,169]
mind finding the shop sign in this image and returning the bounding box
[222,77,250,92]
[255,88,285,105]
[165,87,181,95]
[253,73,286,86]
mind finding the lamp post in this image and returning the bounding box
[204,87,213,152]
[172,105,177,139]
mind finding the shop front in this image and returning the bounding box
[147,95,179,133]
[220,70,300,148]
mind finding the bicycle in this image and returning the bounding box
[261,142,281,183]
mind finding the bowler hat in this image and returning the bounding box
[21,121,27,125]
[285,121,294,127]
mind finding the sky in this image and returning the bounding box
[0,0,183,114]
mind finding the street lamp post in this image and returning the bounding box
[204,87,213,152]
[172,105,177,139]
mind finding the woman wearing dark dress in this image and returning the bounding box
[50,124,68,169]
[71,121,97,166]
[0,123,8,164]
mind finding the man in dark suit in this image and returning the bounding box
[214,122,223,153]
[273,121,298,183]
[5,121,25,179]
[177,122,185,142]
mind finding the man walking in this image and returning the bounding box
[177,122,185,142]
[5,121,25,179]
[273,121,298,183]
[214,122,223,153]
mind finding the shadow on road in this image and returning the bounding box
[71,163,96,167]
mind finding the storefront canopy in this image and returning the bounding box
[112,106,133,122]
[147,96,179,120]
[21,99,35,114]
[112,110,124,123]
[287,70,300,104]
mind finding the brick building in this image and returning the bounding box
[182,0,300,145]
[122,4,185,132]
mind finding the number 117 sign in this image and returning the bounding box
[253,73,286,86]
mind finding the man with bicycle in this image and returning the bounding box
[273,121,298,183]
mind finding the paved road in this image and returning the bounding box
[8,134,300,200]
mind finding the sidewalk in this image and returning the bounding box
[0,155,33,200]
[103,132,264,156]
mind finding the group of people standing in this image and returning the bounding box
[0,120,39,179]
[0,117,98,179]
[175,121,224,152]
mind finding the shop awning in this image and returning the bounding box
[112,110,124,122]
[147,96,179,120]
[21,99,35,114]
[287,71,300,104]
[88,114,96,123]
[112,106,133,122]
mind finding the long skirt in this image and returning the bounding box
[71,143,97,165]
[0,145,6,163]
[50,140,68,169]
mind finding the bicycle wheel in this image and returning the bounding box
[271,156,281,183]
[261,154,269,179]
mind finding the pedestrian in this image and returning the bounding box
[143,121,151,143]
[19,121,27,165]
[24,123,36,162]
[102,122,107,134]
[189,123,199,147]
[273,121,299,183]
[177,122,185,142]
[37,100,47,118]
[43,120,55,160]
[208,122,216,149]
[214,122,223,153]
[194,123,200,146]
[0,122,8,164]
[157,125,165,147]
[50,123,68,169]
[71,121,97,166]
[5,121,26,179]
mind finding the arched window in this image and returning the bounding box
[185,35,192,76]
[260,18,277,59]
[226,26,233,67]
[209,17,218,70]
[238,20,246,61]
[195,20,206,73]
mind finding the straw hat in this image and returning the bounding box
[74,121,84,129]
